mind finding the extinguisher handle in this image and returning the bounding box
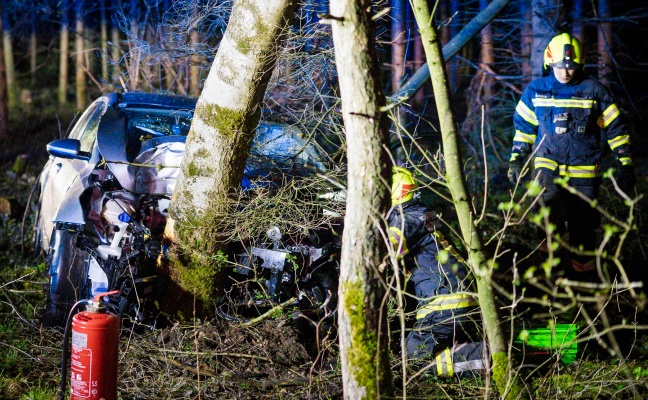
[93,290,120,303]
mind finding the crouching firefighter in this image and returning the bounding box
[388,167,487,377]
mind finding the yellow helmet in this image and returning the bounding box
[391,166,417,206]
[544,33,584,70]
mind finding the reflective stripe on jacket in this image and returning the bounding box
[416,293,479,320]
[510,73,632,183]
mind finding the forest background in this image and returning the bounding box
[1,0,648,399]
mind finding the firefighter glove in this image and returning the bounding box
[507,161,524,186]
[615,164,636,194]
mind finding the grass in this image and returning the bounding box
[1,101,648,399]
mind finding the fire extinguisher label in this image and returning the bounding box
[72,330,88,348]
[71,347,92,398]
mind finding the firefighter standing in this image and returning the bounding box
[507,33,636,275]
[388,167,482,371]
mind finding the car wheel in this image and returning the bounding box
[39,229,89,327]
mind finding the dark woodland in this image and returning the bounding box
[1,0,648,399]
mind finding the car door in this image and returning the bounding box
[37,97,110,253]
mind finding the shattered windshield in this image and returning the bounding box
[122,108,193,161]
[125,108,193,139]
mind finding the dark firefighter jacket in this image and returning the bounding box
[387,200,475,320]
[510,72,632,185]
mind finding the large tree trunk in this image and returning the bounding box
[75,0,86,110]
[531,0,559,78]
[29,21,37,83]
[479,0,495,95]
[390,0,408,134]
[520,0,533,82]
[413,30,425,107]
[166,0,298,301]
[59,0,69,105]
[100,0,108,85]
[331,1,393,399]
[390,0,406,93]
[2,17,15,108]
[111,25,121,81]
[411,0,527,398]
[447,0,459,92]
[128,0,141,91]
[189,29,200,96]
[597,0,613,85]
[0,5,8,138]
[572,0,584,41]
[478,0,494,102]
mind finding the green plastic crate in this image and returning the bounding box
[515,323,579,365]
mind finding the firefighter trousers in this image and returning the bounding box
[406,294,481,359]
[535,169,600,275]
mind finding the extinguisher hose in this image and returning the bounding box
[59,299,90,400]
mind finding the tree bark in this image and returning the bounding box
[597,0,613,85]
[2,19,15,107]
[0,5,9,138]
[478,0,494,102]
[111,25,121,80]
[58,0,69,105]
[447,0,459,92]
[413,31,425,107]
[331,1,393,399]
[519,0,533,82]
[29,24,37,83]
[531,0,559,79]
[411,0,527,398]
[100,0,108,85]
[166,0,298,301]
[190,29,200,96]
[128,0,140,91]
[390,0,406,93]
[75,0,86,109]
[572,0,584,42]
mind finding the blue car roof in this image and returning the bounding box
[117,92,198,111]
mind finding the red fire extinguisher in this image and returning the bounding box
[61,290,120,400]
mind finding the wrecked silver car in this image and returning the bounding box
[36,92,331,326]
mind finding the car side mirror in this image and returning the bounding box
[46,139,91,160]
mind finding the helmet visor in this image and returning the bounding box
[549,59,582,69]
[549,43,583,69]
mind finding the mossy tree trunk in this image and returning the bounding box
[330,1,393,398]
[410,1,527,398]
[166,0,298,301]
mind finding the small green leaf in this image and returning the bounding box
[526,180,542,196]
[437,250,450,264]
